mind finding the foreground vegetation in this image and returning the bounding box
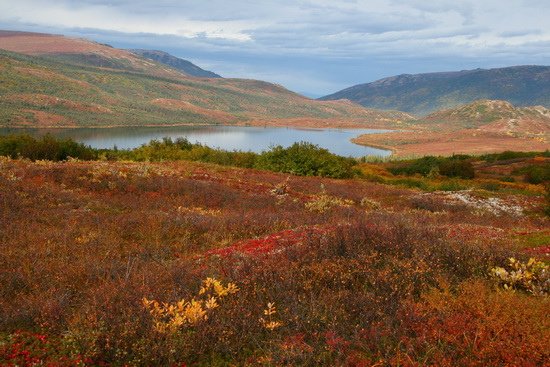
[0,134,549,366]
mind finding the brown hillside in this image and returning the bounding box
[354,100,550,156]
[0,31,189,79]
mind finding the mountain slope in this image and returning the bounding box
[0,32,412,128]
[0,30,190,79]
[353,100,550,157]
[320,66,550,116]
[130,49,221,78]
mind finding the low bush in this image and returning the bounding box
[439,158,475,179]
[0,134,97,161]
[255,142,357,178]
[388,155,474,179]
[516,164,550,184]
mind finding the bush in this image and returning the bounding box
[388,156,440,176]
[438,159,475,179]
[255,142,357,178]
[388,155,474,179]
[0,134,97,161]
[522,164,550,184]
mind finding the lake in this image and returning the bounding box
[0,125,391,158]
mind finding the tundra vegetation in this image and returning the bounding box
[0,134,549,366]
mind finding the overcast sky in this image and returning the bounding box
[1,0,549,97]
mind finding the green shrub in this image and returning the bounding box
[522,164,550,184]
[438,159,475,179]
[388,156,440,176]
[438,180,468,191]
[255,142,357,178]
[388,155,474,179]
[0,134,97,161]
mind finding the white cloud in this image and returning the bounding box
[0,0,549,94]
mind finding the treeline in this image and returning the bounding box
[0,135,357,179]
[387,151,550,182]
[0,134,97,161]
[117,137,358,178]
[1,134,548,182]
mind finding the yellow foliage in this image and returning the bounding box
[490,257,548,296]
[260,302,283,331]
[143,277,239,333]
[305,194,353,213]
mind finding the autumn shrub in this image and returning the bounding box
[438,158,475,179]
[395,280,550,366]
[490,257,549,296]
[1,158,546,366]
[0,331,92,366]
[410,194,460,212]
[255,142,357,178]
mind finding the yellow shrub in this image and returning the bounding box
[143,277,239,333]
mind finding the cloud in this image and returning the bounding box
[0,0,549,95]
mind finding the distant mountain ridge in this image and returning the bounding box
[320,66,550,116]
[130,49,221,78]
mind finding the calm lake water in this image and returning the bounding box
[0,125,391,158]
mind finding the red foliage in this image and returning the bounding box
[523,245,550,256]
[0,331,93,366]
[203,225,335,258]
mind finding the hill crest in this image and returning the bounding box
[320,66,550,116]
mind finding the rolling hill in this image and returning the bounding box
[0,30,412,129]
[130,49,221,78]
[353,99,550,156]
[320,66,550,116]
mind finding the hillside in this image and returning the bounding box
[130,49,221,78]
[0,30,187,79]
[320,66,550,116]
[353,100,550,156]
[0,31,412,129]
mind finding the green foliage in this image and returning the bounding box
[388,156,440,176]
[0,135,358,179]
[255,142,357,178]
[388,155,474,179]
[512,163,550,184]
[0,134,97,161]
[438,158,475,179]
[481,150,550,162]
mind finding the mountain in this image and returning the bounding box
[320,66,550,116]
[0,31,412,129]
[0,30,188,79]
[352,99,550,157]
[130,49,221,78]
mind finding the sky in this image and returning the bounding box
[0,0,549,97]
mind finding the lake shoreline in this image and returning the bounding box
[0,125,392,158]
